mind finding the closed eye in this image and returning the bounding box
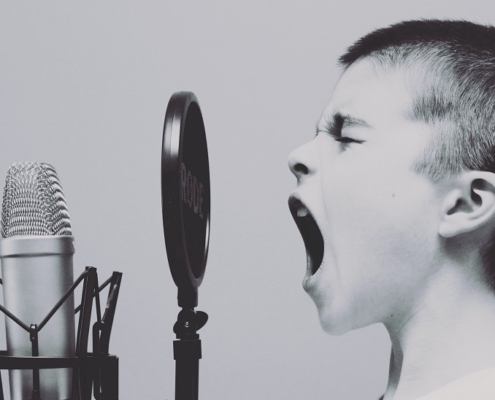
[333,136,363,144]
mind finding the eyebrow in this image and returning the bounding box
[316,112,371,134]
[335,112,371,129]
[316,112,371,137]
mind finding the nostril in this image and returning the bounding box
[288,144,314,177]
[293,162,309,175]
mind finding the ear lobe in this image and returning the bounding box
[439,172,495,238]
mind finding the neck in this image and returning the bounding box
[382,265,495,400]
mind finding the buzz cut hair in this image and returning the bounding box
[339,19,495,289]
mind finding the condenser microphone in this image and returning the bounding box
[0,162,75,400]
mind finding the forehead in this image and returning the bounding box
[321,60,415,126]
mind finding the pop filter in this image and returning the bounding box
[161,91,210,308]
[162,91,210,400]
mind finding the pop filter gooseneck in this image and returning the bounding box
[162,92,210,400]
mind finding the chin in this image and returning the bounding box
[317,298,384,335]
[315,303,354,336]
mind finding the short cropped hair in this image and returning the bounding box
[339,20,495,289]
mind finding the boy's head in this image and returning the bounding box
[288,20,495,334]
[341,20,495,181]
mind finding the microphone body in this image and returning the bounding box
[0,162,75,400]
[0,236,75,400]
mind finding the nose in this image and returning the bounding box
[288,141,318,181]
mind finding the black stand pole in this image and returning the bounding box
[173,309,207,400]
[30,324,40,400]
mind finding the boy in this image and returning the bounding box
[288,20,495,400]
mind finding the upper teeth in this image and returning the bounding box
[297,206,309,218]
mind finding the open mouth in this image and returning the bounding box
[288,196,324,275]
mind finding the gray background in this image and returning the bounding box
[0,1,493,399]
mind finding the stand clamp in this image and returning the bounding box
[173,308,208,400]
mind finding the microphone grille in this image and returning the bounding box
[1,162,72,238]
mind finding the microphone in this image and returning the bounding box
[0,162,75,400]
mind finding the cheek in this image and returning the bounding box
[321,158,438,289]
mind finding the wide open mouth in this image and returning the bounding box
[288,196,324,275]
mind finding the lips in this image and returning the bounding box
[288,196,324,275]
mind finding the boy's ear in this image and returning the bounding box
[439,171,495,238]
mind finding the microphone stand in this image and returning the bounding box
[173,308,208,400]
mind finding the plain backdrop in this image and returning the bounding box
[0,2,494,399]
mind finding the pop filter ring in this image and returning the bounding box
[162,92,210,308]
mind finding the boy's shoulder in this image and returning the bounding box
[378,369,495,400]
[417,368,495,400]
